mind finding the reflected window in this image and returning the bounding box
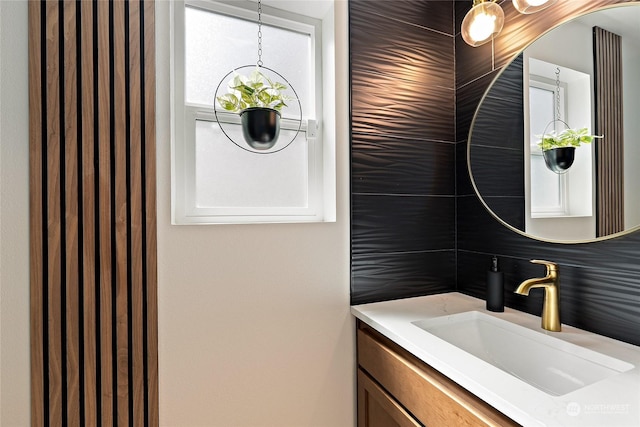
[529,77,568,216]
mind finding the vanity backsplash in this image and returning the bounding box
[350,0,640,346]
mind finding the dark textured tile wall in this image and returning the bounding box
[468,55,524,229]
[350,0,640,346]
[350,0,456,304]
[456,0,640,346]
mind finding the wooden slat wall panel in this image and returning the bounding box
[62,0,81,424]
[80,2,97,425]
[594,26,625,237]
[28,0,45,424]
[112,1,129,425]
[45,1,63,424]
[96,0,114,423]
[127,2,146,426]
[143,2,160,424]
[29,1,158,425]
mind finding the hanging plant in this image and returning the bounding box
[216,68,290,113]
[212,0,302,153]
[536,127,602,174]
[537,127,602,151]
[216,68,292,150]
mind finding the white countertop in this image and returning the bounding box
[351,292,640,427]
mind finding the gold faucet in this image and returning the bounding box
[514,260,561,332]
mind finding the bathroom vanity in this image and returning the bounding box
[357,321,518,426]
[352,293,640,426]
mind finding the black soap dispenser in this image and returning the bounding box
[486,256,504,312]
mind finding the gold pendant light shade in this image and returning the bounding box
[461,0,505,47]
[512,0,557,14]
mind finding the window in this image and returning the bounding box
[527,65,593,220]
[529,77,568,216]
[171,0,334,224]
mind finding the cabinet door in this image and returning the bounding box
[358,369,422,427]
[357,324,519,427]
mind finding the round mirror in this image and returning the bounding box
[468,3,640,243]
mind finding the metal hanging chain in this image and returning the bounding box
[555,67,561,121]
[257,0,263,67]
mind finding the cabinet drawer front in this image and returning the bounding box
[357,327,519,427]
[358,369,422,427]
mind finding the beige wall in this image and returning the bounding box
[0,0,353,425]
[0,0,31,425]
[155,1,354,426]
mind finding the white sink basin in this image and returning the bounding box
[412,311,634,396]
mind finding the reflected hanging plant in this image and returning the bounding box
[537,127,603,174]
[537,127,603,151]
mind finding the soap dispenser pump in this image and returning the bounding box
[486,256,504,312]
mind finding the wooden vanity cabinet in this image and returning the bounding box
[356,321,520,427]
[358,368,421,427]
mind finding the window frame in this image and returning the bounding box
[529,77,569,217]
[171,0,328,224]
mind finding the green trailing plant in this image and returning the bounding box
[537,127,603,151]
[216,68,290,114]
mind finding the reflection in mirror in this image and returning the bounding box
[526,61,594,240]
[469,4,640,243]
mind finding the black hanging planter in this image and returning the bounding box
[543,146,575,173]
[214,65,302,154]
[240,107,281,150]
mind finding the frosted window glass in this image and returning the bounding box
[185,6,312,118]
[529,86,555,139]
[531,155,562,210]
[530,84,565,214]
[194,120,308,208]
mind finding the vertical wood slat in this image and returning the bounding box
[594,26,624,237]
[28,1,45,425]
[63,2,81,426]
[144,2,160,424]
[97,1,114,423]
[80,1,97,424]
[45,0,63,424]
[112,1,130,425]
[128,2,146,426]
[30,1,158,425]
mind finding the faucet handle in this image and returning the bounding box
[530,259,558,271]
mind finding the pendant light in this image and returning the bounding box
[512,0,557,14]
[461,0,505,47]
